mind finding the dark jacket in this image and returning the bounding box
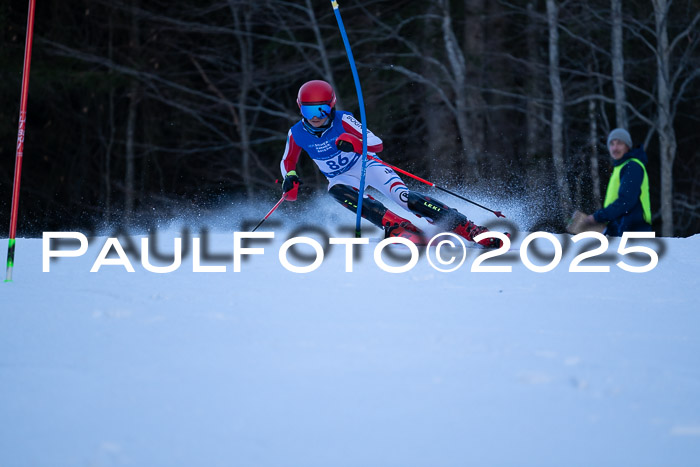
[593,146,652,236]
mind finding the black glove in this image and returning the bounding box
[335,132,363,153]
[282,170,302,193]
[336,139,355,153]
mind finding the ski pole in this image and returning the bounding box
[251,195,286,232]
[367,155,506,218]
[250,183,297,232]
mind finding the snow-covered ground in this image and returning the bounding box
[2,200,700,466]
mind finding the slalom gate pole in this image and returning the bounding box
[329,0,368,238]
[367,155,506,218]
[251,192,288,233]
[5,0,37,283]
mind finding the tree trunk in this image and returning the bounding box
[439,0,479,180]
[125,81,138,220]
[422,3,457,180]
[546,0,571,214]
[231,3,254,198]
[464,0,486,178]
[588,98,602,208]
[653,0,676,236]
[104,13,115,224]
[124,0,140,221]
[611,0,628,128]
[526,2,543,158]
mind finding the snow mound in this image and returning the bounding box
[1,230,699,466]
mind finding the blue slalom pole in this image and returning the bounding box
[330,0,368,238]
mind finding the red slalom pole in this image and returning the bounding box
[5,0,37,282]
[367,155,506,218]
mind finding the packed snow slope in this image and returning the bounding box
[2,199,700,467]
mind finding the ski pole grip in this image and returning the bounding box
[285,182,299,201]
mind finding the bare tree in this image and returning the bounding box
[357,2,483,181]
[588,97,602,208]
[124,0,141,220]
[5,0,699,237]
[525,2,545,158]
[611,0,628,128]
[229,2,255,198]
[438,0,480,179]
[646,0,700,236]
[463,0,487,178]
[546,0,572,213]
[421,4,459,180]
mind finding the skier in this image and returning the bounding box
[280,79,505,247]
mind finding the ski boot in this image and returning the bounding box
[329,184,427,244]
[406,191,508,248]
[381,210,427,244]
[452,220,510,248]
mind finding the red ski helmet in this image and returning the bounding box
[297,80,336,120]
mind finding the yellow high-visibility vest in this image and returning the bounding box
[603,158,651,224]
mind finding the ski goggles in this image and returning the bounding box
[300,103,332,120]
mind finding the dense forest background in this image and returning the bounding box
[1,0,698,237]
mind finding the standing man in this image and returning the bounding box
[587,128,652,236]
